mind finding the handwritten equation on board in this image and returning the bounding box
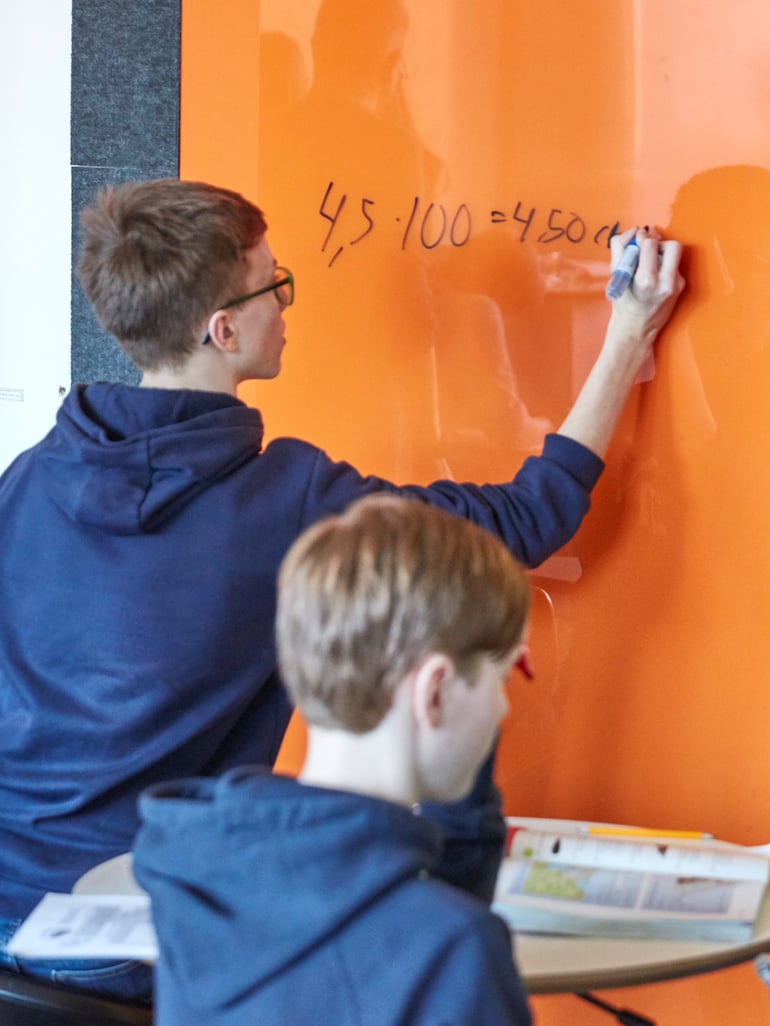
[319,181,620,268]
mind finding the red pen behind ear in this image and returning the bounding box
[515,648,534,681]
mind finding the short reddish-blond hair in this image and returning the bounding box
[277,495,530,733]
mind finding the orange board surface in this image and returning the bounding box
[181,2,770,1019]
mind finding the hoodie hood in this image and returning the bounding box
[134,768,442,1010]
[40,384,264,534]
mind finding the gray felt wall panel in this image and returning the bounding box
[70,0,180,385]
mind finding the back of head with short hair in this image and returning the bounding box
[276,496,530,733]
[75,178,267,371]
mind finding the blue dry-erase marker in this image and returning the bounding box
[605,237,640,300]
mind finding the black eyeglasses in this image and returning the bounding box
[201,266,294,344]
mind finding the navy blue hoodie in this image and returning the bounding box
[0,384,602,916]
[134,769,533,1026]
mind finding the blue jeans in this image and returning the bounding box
[0,915,153,1004]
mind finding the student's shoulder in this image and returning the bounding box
[259,436,394,505]
[402,872,512,945]
[260,435,323,461]
[381,879,529,1024]
[260,435,355,476]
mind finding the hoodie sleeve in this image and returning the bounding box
[290,432,604,569]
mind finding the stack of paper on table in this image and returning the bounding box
[6,893,158,961]
[493,821,770,943]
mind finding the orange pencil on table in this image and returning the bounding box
[581,826,711,841]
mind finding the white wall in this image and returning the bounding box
[0,1,72,472]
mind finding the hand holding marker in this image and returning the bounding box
[603,224,685,391]
[606,235,641,300]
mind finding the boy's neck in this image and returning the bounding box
[139,347,240,395]
[299,697,419,808]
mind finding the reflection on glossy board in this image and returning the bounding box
[181,0,770,1019]
[183,0,770,930]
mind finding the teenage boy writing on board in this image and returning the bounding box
[0,178,682,1000]
[134,495,534,1026]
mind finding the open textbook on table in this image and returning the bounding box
[493,821,770,943]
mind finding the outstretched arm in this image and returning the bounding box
[557,227,685,458]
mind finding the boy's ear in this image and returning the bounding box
[206,310,238,353]
[412,653,455,729]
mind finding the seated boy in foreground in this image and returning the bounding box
[133,495,534,1025]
